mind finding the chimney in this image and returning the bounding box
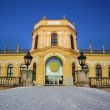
[43,16,47,20]
[16,44,20,53]
[89,43,93,53]
[102,45,105,54]
[4,45,8,53]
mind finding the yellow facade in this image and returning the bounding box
[0,17,110,85]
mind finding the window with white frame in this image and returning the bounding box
[51,33,57,46]
[7,64,13,77]
[34,35,38,49]
[96,65,102,78]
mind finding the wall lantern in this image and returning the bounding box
[24,51,33,69]
[77,52,87,70]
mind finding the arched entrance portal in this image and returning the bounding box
[45,56,63,85]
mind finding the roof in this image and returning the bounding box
[80,49,110,54]
[34,18,76,31]
[0,49,29,54]
[0,49,110,54]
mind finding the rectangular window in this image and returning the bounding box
[51,33,57,46]
[70,35,74,49]
[34,36,38,49]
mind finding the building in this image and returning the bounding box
[0,17,110,86]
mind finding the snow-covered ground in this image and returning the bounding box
[0,86,110,110]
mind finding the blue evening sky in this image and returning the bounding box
[0,0,110,50]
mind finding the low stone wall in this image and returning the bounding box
[0,87,17,90]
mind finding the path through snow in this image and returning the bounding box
[0,86,110,110]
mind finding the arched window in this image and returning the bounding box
[83,64,89,71]
[72,63,75,81]
[108,65,110,77]
[96,65,102,78]
[34,35,38,49]
[51,33,57,46]
[70,35,74,49]
[33,63,36,80]
[7,64,13,77]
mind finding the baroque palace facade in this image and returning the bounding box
[0,17,110,86]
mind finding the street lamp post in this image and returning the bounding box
[21,51,33,86]
[77,52,89,87]
[77,52,87,70]
[24,51,33,69]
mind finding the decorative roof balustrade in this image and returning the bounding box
[0,49,29,54]
[79,49,110,54]
[0,48,110,54]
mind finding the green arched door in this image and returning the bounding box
[45,56,63,85]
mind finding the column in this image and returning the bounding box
[36,57,45,85]
[1,64,7,77]
[63,57,73,85]
[89,65,95,77]
[13,64,20,77]
[102,65,108,77]
[32,36,35,51]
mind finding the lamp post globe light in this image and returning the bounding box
[24,51,33,69]
[77,52,87,70]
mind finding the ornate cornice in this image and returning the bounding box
[32,25,76,35]
[31,46,78,55]
[0,54,25,56]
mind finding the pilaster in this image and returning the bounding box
[102,65,108,77]
[63,57,73,85]
[89,65,95,77]
[36,57,45,85]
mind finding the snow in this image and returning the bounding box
[0,86,110,110]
